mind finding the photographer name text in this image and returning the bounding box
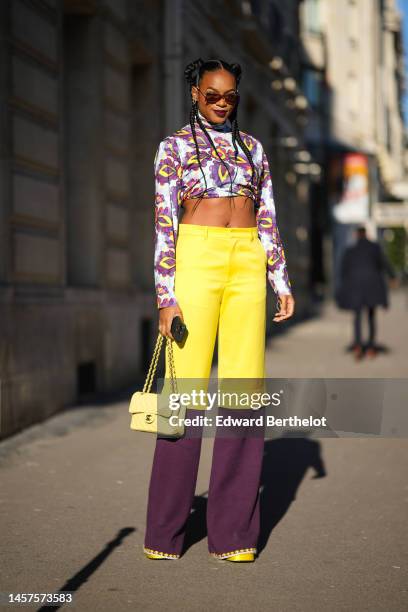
[168,415,327,427]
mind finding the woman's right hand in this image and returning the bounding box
[158,304,184,340]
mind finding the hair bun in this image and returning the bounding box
[184,58,204,86]
[229,63,242,85]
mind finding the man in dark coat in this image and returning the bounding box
[336,226,397,359]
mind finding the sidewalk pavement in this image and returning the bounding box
[263,287,407,379]
[0,290,407,611]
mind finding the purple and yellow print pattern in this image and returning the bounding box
[153,116,292,309]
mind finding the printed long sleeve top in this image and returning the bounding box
[154,110,292,309]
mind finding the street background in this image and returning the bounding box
[1,0,408,610]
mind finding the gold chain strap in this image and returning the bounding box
[142,333,178,394]
[142,333,163,393]
[167,336,178,394]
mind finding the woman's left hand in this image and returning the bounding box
[273,293,295,322]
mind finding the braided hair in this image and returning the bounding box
[184,58,260,214]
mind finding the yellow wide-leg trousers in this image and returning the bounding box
[162,223,267,410]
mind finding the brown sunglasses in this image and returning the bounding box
[196,86,239,106]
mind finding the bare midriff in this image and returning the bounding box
[180,196,257,228]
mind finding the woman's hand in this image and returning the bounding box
[273,293,295,322]
[158,304,184,340]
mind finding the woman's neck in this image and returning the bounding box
[197,109,232,133]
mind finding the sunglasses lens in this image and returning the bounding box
[205,93,221,104]
[204,93,239,105]
[225,94,238,105]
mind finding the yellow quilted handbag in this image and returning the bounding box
[129,333,186,437]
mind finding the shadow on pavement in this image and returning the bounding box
[181,435,326,557]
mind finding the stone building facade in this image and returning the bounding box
[0,0,157,439]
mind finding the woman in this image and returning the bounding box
[144,58,295,562]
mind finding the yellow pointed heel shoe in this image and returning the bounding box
[143,547,180,560]
[226,552,255,562]
[145,552,167,559]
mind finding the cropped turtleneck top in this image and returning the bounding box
[154,109,292,309]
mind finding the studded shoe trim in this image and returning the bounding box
[209,547,257,560]
[143,546,180,559]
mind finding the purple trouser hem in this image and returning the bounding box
[144,407,265,556]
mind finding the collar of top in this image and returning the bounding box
[197,108,232,133]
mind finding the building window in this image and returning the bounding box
[302,67,323,109]
[385,106,392,152]
[303,0,321,34]
[347,70,359,117]
[348,0,359,41]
